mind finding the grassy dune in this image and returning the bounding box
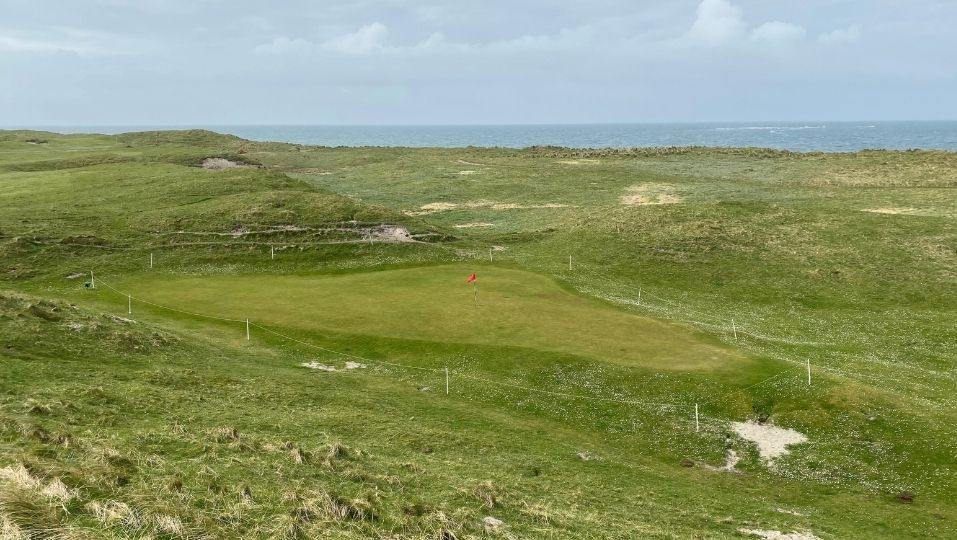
[1,130,955,538]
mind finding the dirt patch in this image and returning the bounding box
[407,200,571,216]
[301,362,336,372]
[201,158,251,170]
[363,225,415,243]
[621,183,683,206]
[861,207,919,215]
[731,421,807,464]
[454,222,495,228]
[739,529,821,540]
[557,159,600,165]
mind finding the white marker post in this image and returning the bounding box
[637,288,642,306]
[90,270,95,289]
[246,319,250,341]
[694,403,700,432]
[568,255,572,271]
[445,367,449,395]
[806,359,811,386]
[271,245,275,260]
[731,318,738,340]
[128,294,132,315]
[150,252,153,269]
[489,248,493,263]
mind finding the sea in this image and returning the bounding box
[21,121,957,152]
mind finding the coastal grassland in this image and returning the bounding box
[0,130,955,538]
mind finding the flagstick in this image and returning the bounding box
[473,284,477,308]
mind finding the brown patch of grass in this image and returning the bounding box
[472,481,502,509]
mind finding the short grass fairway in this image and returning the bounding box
[113,265,743,371]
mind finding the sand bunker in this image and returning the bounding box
[731,421,807,463]
[407,200,571,216]
[621,184,683,206]
[201,158,251,170]
[454,222,495,228]
[739,529,821,540]
[558,159,600,165]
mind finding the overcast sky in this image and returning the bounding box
[1,0,955,125]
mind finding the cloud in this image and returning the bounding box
[683,0,746,45]
[0,28,136,55]
[254,36,313,55]
[819,24,862,44]
[750,21,807,45]
[321,22,389,54]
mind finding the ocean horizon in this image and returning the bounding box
[8,121,957,152]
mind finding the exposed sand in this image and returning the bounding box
[363,225,415,243]
[621,183,683,206]
[454,222,495,228]
[558,159,600,165]
[739,529,821,540]
[201,158,251,170]
[861,207,918,215]
[731,421,807,463]
[407,200,571,216]
[301,361,336,372]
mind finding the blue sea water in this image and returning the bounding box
[23,122,957,152]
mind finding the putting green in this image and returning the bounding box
[117,265,745,370]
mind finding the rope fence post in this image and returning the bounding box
[246,319,250,341]
[90,270,95,289]
[806,359,811,386]
[150,253,153,269]
[695,403,700,432]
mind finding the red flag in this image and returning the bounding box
[466,273,477,283]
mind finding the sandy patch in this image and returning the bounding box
[458,170,477,175]
[861,207,919,215]
[363,225,415,243]
[455,159,486,166]
[703,449,741,473]
[731,421,807,463]
[408,200,571,216]
[739,529,821,540]
[344,361,366,369]
[301,362,336,372]
[201,158,251,170]
[558,159,600,165]
[621,183,683,206]
[454,222,495,228]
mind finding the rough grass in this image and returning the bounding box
[0,129,955,538]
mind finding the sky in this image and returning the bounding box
[1,0,955,125]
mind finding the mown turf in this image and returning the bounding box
[1,129,955,539]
